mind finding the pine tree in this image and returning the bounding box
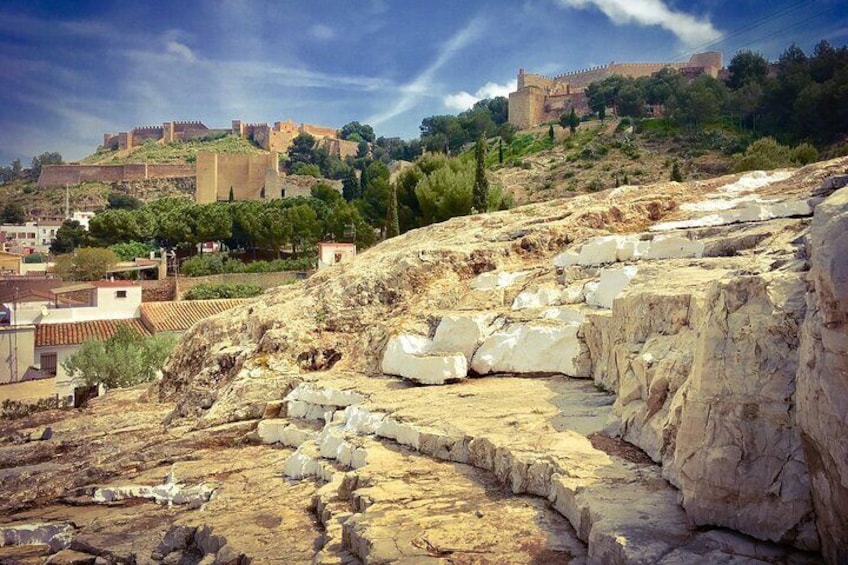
[568,107,578,134]
[385,184,400,238]
[473,135,489,213]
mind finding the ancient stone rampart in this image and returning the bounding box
[38,164,195,188]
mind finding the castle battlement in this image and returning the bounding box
[552,64,611,80]
[173,120,204,125]
[132,125,163,133]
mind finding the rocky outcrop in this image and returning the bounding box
[796,186,848,563]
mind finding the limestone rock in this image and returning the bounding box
[586,266,638,309]
[796,185,848,563]
[471,322,590,377]
[380,334,468,385]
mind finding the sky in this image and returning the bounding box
[1,0,846,164]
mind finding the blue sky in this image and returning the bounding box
[1,0,846,164]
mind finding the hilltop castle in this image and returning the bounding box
[508,52,722,129]
[102,119,359,159]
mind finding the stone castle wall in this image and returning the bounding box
[509,51,722,128]
[38,164,195,187]
[196,152,279,204]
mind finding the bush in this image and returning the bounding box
[110,241,154,261]
[24,253,47,264]
[181,255,315,277]
[183,283,263,300]
[732,137,820,172]
[1,397,59,420]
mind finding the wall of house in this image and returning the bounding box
[36,344,78,405]
[0,377,56,402]
[0,325,35,385]
[11,287,141,325]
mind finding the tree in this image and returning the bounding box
[560,108,579,134]
[341,168,360,201]
[53,248,118,281]
[50,220,89,254]
[340,121,376,143]
[385,184,400,238]
[727,50,769,90]
[1,203,25,224]
[287,133,317,168]
[473,136,489,213]
[498,138,504,164]
[107,192,143,210]
[109,241,153,261]
[228,186,234,203]
[548,124,555,143]
[284,204,321,255]
[30,152,63,179]
[62,324,177,390]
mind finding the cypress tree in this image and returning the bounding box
[386,184,400,238]
[671,161,683,182]
[548,124,555,143]
[498,138,504,164]
[568,107,578,134]
[473,135,489,213]
[228,186,234,203]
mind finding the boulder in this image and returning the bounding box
[431,313,499,359]
[586,266,638,309]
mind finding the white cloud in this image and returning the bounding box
[366,16,486,126]
[443,80,517,111]
[557,0,721,47]
[165,40,196,63]
[309,24,335,40]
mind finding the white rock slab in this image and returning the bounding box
[93,475,214,508]
[431,313,499,359]
[471,270,530,290]
[616,238,651,262]
[1,523,74,551]
[257,419,317,447]
[542,307,586,324]
[578,235,623,265]
[553,250,580,268]
[381,334,468,385]
[561,284,586,304]
[587,267,638,309]
[646,235,705,260]
[285,383,365,408]
[651,200,813,231]
[471,323,587,376]
[512,287,561,310]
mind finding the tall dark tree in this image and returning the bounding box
[1,203,25,224]
[472,136,489,212]
[50,220,89,254]
[340,121,376,143]
[385,184,400,239]
[498,138,504,164]
[727,50,769,90]
[560,107,579,134]
[287,133,317,167]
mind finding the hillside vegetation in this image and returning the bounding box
[81,134,264,165]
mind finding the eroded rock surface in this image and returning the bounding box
[6,159,848,563]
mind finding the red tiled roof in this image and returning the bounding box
[140,299,248,333]
[35,319,151,347]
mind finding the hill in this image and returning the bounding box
[2,156,847,563]
[81,134,265,165]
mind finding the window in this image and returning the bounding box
[40,353,57,376]
[116,290,127,298]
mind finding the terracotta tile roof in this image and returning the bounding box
[35,319,151,347]
[140,299,248,333]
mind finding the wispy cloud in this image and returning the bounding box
[556,0,721,47]
[444,79,517,111]
[165,41,196,63]
[309,23,335,40]
[366,16,486,126]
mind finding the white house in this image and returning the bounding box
[11,281,142,326]
[1,221,63,254]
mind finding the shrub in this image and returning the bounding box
[181,254,225,277]
[732,137,820,172]
[24,253,47,264]
[1,397,59,420]
[183,283,263,300]
[110,241,154,261]
[181,255,315,277]
[62,325,177,390]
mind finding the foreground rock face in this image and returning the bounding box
[5,159,848,563]
[796,186,848,563]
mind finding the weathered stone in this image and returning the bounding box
[796,185,848,563]
[380,334,468,385]
[471,322,589,377]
